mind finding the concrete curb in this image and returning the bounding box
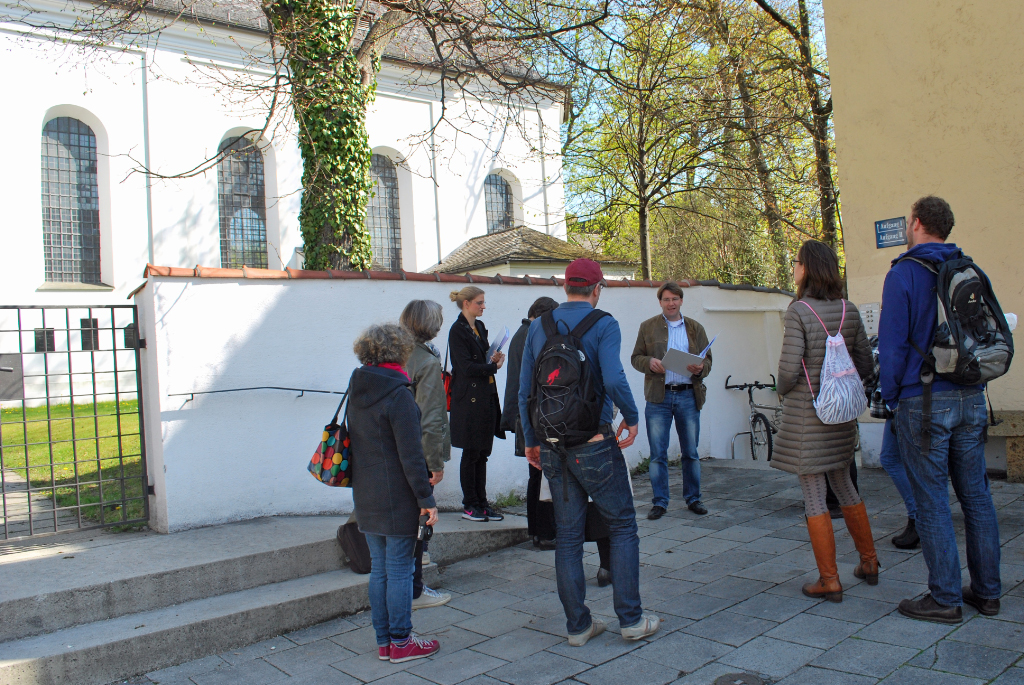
[0,515,528,685]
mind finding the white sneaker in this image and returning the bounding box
[620,614,660,641]
[568,618,606,647]
[421,552,431,566]
[412,586,451,610]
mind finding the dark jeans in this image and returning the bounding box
[896,389,1000,606]
[879,417,917,520]
[461,449,489,509]
[541,437,642,635]
[646,389,701,507]
[526,463,556,540]
[825,460,858,511]
[365,533,417,646]
[596,537,610,570]
[412,539,425,599]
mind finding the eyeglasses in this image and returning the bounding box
[791,260,802,266]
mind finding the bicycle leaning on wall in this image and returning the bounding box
[725,375,783,461]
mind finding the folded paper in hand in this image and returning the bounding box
[661,335,717,376]
[486,326,511,359]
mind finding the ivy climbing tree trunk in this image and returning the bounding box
[267,0,381,271]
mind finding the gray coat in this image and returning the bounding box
[771,297,874,476]
[349,366,436,537]
[406,343,451,473]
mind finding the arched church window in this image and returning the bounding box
[484,173,514,234]
[218,136,268,269]
[366,153,402,271]
[41,117,101,283]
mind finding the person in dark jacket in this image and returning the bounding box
[880,196,1001,624]
[502,296,559,548]
[448,286,506,522]
[400,300,452,610]
[349,323,440,664]
[774,240,877,604]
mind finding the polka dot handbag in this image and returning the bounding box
[308,393,353,488]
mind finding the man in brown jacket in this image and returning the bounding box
[631,283,712,518]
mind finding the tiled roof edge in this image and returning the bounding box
[140,264,793,295]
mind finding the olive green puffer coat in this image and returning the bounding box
[771,297,874,475]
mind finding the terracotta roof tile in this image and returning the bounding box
[138,263,794,296]
[429,226,636,275]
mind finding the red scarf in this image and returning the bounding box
[374,362,410,381]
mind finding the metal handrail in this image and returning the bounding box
[168,386,347,402]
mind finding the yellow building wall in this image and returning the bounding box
[823,0,1024,411]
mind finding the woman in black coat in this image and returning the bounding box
[348,323,440,662]
[501,296,558,548]
[448,286,506,522]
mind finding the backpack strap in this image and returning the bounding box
[570,310,611,339]
[798,300,845,336]
[541,311,560,338]
[798,301,830,335]
[900,256,939,274]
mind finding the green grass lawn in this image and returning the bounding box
[1,400,146,527]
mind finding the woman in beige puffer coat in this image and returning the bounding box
[773,240,877,604]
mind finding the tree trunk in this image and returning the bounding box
[638,199,651,280]
[795,0,838,247]
[736,68,789,288]
[267,0,401,271]
[753,0,839,247]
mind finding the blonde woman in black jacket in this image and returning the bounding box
[448,286,506,522]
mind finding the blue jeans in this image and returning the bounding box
[896,389,1001,606]
[541,437,643,635]
[365,533,417,645]
[880,417,917,520]
[646,389,701,507]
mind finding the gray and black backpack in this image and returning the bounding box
[896,250,1013,444]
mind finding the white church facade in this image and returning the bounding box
[0,1,568,308]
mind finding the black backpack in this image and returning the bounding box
[897,251,1013,445]
[528,310,610,497]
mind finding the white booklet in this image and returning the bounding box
[661,334,717,375]
[486,326,511,359]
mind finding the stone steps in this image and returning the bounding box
[0,513,529,685]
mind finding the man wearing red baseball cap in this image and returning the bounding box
[516,259,659,645]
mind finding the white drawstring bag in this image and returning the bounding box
[800,300,868,425]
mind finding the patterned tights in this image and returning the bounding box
[800,464,861,518]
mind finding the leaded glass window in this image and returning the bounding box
[484,173,514,234]
[41,117,101,283]
[217,136,268,269]
[366,154,402,271]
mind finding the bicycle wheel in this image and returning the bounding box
[750,413,773,461]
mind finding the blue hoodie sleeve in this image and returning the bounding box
[879,268,911,406]
[518,322,539,448]
[597,318,640,426]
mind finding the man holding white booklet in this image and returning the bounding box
[630,282,714,518]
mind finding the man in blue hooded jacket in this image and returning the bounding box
[879,196,1001,624]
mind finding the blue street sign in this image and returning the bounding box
[875,216,907,249]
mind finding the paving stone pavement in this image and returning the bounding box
[126,461,1024,685]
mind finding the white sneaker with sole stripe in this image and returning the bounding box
[412,586,451,610]
[620,614,660,641]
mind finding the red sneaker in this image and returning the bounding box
[378,645,391,661]
[389,634,440,663]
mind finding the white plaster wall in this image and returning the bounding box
[137,277,791,531]
[0,9,566,305]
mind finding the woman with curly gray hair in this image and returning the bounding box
[348,322,441,663]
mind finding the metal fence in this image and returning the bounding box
[0,305,148,539]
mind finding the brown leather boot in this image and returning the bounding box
[803,513,843,602]
[842,501,880,585]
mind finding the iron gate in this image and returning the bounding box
[0,305,148,539]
